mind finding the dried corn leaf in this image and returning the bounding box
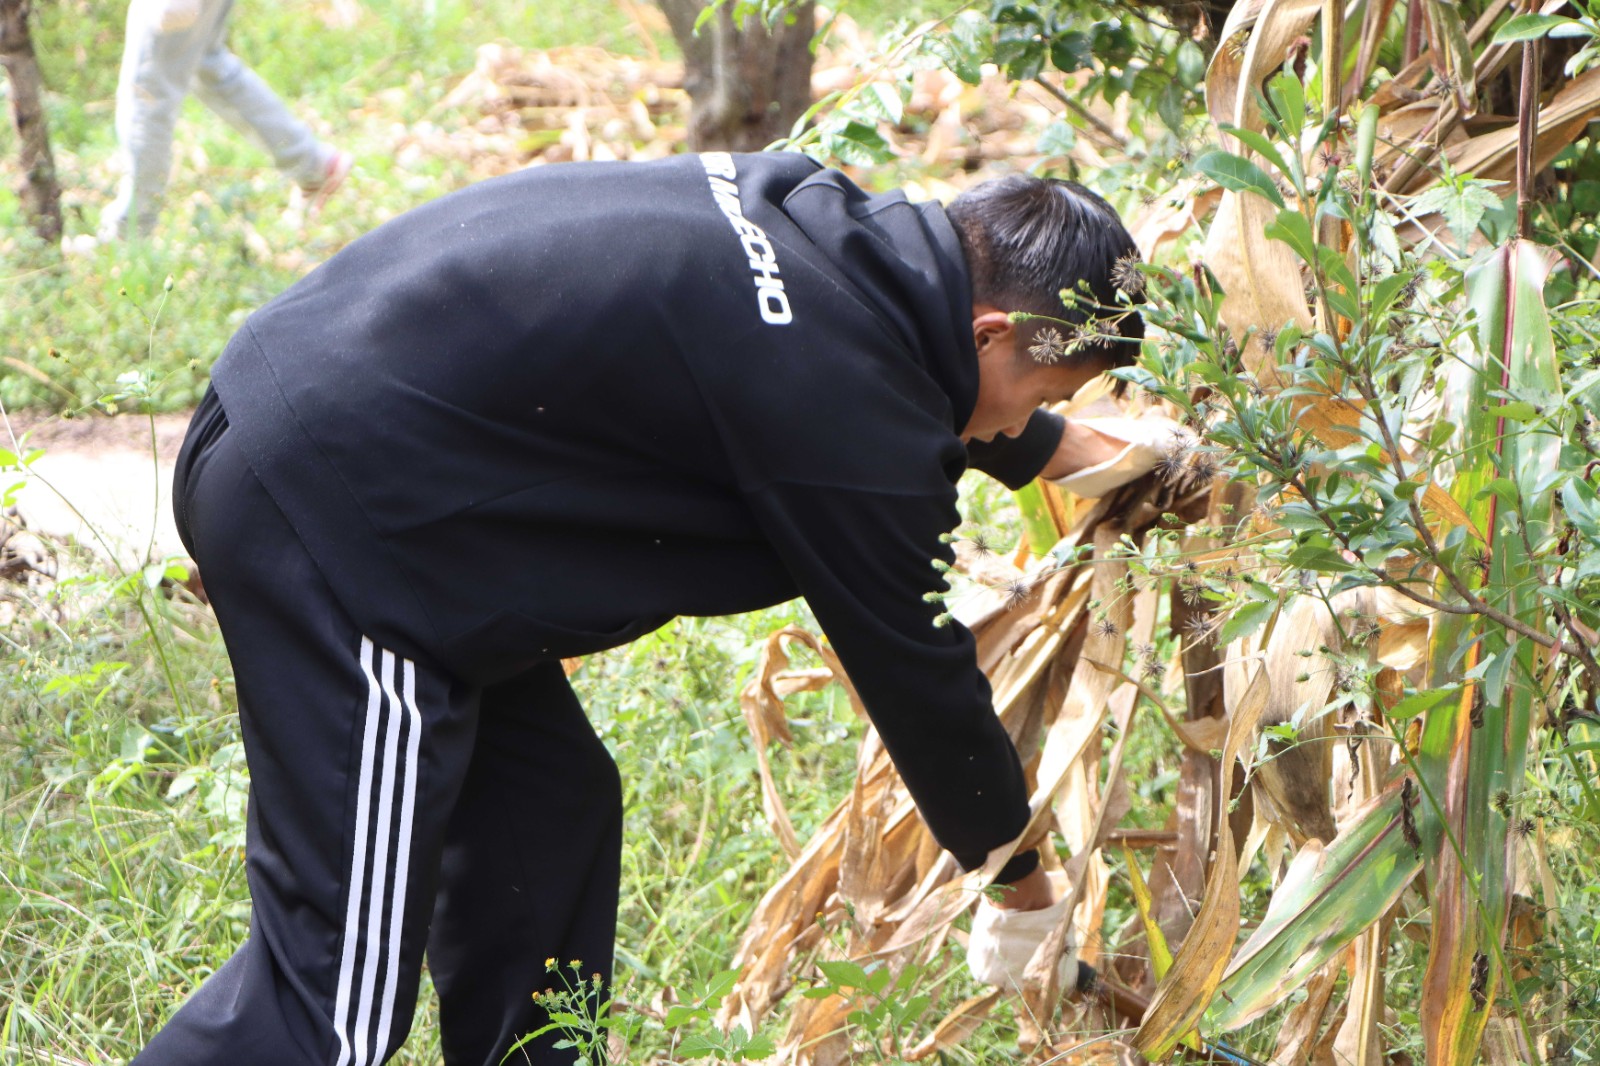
[720,487,1195,1061]
[719,802,849,1033]
[839,770,906,931]
[1203,190,1315,380]
[1127,179,1222,260]
[1131,664,1272,1057]
[1124,844,1177,980]
[740,627,830,858]
[1018,579,1152,1028]
[1272,958,1342,1063]
[1391,65,1600,196]
[1242,593,1337,844]
[1207,0,1325,134]
[1421,0,1478,115]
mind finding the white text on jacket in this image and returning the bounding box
[700,152,793,326]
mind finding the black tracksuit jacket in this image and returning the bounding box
[211,151,1062,871]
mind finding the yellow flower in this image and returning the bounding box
[544,957,557,969]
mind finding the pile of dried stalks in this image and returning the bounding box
[721,471,1200,1064]
[712,411,1481,1066]
[392,14,1074,185]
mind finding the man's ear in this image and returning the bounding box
[971,304,1014,355]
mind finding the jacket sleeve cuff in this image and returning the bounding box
[964,411,1064,490]
[953,846,1041,884]
[994,847,1041,884]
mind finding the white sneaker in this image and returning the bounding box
[62,233,101,257]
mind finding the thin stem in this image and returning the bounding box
[1032,76,1124,150]
[1515,34,1540,240]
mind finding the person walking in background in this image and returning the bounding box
[98,0,351,241]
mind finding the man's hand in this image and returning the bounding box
[966,869,1078,992]
[1039,412,1193,498]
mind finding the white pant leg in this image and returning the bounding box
[192,20,329,188]
[99,0,232,239]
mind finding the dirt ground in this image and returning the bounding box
[6,408,193,458]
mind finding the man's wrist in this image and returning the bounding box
[1038,418,1128,481]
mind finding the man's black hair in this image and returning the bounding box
[947,174,1144,371]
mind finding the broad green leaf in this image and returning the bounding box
[1284,544,1358,572]
[1411,180,1505,247]
[1488,401,1539,422]
[815,959,874,990]
[1264,208,1317,264]
[1176,39,1207,89]
[823,120,893,166]
[1387,686,1460,722]
[1539,585,1594,619]
[1491,13,1580,44]
[1367,273,1413,320]
[1217,123,1293,180]
[856,82,903,126]
[1265,72,1306,140]
[1037,121,1076,156]
[1562,477,1600,543]
[1195,150,1285,208]
[1215,597,1277,646]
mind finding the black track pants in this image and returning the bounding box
[139,390,623,1065]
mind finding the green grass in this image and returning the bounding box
[0,4,1035,1058]
[0,551,853,1060]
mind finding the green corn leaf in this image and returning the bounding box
[1211,783,1425,1030]
[1419,240,1563,1064]
[1354,103,1380,189]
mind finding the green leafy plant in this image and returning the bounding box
[802,956,935,1060]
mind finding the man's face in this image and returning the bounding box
[961,312,1105,444]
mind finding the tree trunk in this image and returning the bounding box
[657,0,814,152]
[0,0,61,245]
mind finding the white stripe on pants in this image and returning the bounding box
[333,639,421,1066]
